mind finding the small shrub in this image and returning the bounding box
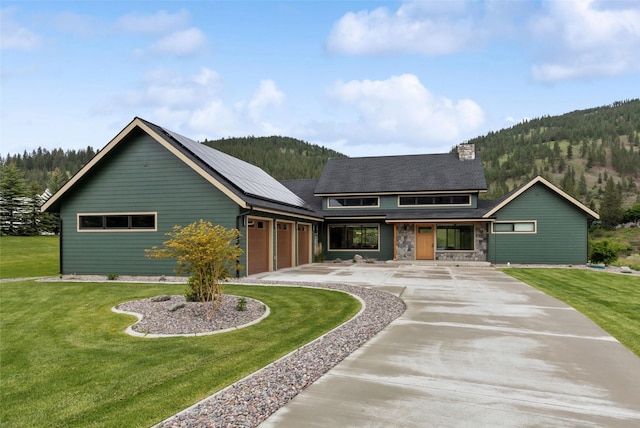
[107,273,118,280]
[589,239,630,265]
[236,297,247,312]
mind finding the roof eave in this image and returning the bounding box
[483,176,600,220]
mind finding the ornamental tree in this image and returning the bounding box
[146,220,243,320]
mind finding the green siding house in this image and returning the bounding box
[42,118,322,276]
[43,117,599,276]
[485,176,598,265]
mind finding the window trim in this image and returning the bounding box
[491,221,537,234]
[327,223,380,251]
[398,194,471,207]
[328,196,380,209]
[436,223,476,252]
[77,212,157,232]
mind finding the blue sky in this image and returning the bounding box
[2,0,639,158]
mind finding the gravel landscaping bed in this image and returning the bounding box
[114,295,268,336]
[154,279,406,428]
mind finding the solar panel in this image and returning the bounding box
[162,128,308,208]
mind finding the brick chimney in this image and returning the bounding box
[458,143,475,160]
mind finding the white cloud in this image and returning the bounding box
[50,11,101,36]
[0,7,41,50]
[149,27,207,56]
[247,80,285,119]
[529,0,640,81]
[324,74,484,150]
[326,1,485,55]
[115,9,190,35]
[122,67,221,109]
[105,68,289,140]
[327,0,640,81]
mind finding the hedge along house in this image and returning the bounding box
[283,147,599,265]
[41,117,322,276]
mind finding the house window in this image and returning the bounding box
[328,197,379,208]
[492,221,536,234]
[78,213,156,231]
[328,224,379,250]
[436,224,474,250]
[399,195,470,206]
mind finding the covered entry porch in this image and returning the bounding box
[391,220,490,262]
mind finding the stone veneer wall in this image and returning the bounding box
[394,223,489,262]
[395,224,415,260]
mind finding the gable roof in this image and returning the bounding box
[42,117,318,218]
[314,152,487,195]
[483,175,599,220]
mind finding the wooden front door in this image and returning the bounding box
[416,225,434,260]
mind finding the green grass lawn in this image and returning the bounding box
[504,268,640,357]
[0,235,59,278]
[0,280,361,427]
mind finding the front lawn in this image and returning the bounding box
[0,280,361,427]
[0,235,59,278]
[503,268,640,357]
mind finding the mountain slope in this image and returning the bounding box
[468,99,640,207]
[203,136,346,180]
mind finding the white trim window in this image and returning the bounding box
[399,194,471,206]
[78,213,157,232]
[328,197,379,208]
[492,221,537,234]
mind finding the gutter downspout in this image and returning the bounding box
[236,205,253,278]
[58,217,63,275]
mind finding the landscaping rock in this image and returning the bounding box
[169,302,185,312]
[151,295,171,302]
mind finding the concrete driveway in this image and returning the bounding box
[254,263,640,427]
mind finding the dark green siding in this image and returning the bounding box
[488,183,589,264]
[59,130,241,275]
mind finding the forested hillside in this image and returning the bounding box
[469,99,640,210]
[203,135,345,180]
[1,146,97,193]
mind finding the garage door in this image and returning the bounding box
[247,219,270,275]
[276,221,293,269]
[297,224,311,265]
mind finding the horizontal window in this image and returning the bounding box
[78,213,156,231]
[328,224,379,250]
[329,197,379,208]
[436,224,474,251]
[492,221,536,234]
[399,195,470,206]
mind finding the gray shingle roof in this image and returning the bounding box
[315,153,487,195]
[280,179,323,214]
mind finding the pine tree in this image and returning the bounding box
[578,173,587,198]
[599,177,623,229]
[0,163,28,235]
